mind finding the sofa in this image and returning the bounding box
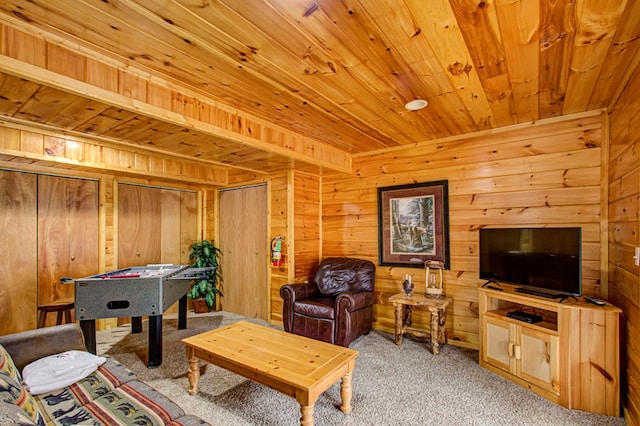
[0,323,209,425]
[280,257,375,347]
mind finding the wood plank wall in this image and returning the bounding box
[269,172,290,323]
[293,172,321,278]
[268,170,321,324]
[322,112,604,349]
[609,63,640,424]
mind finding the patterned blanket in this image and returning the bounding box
[0,343,208,426]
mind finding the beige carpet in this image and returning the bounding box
[96,312,625,426]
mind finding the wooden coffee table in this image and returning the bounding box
[182,320,359,426]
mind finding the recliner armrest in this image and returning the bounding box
[280,282,321,333]
[0,323,87,371]
[335,290,374,312]
[280,282,321,301]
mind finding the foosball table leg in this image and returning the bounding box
[178,295,187,330]
[80,319,97,354]
[148,315,163,368]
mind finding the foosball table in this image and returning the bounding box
[74,264,210,367]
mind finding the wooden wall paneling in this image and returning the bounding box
[96,176,118,331]
[101,177,115,272]
[0,170,37,334]
[180,190,198,265]
[268,172,290,323]
[86,58,118,92]
[0,122,229,186]
[0,127,20,151]
[37,175,99,327]
[203,188,216,241]
[323,115,604,348]
[4,25,46,67]
[293,171,321,280]
[600,111,611,299]
[609,60,640,425]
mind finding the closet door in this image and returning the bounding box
[118,184,197,267]
[219,184,269,319]
[0,170,37,334]
[118,184,162,267]
[38,175,99,326]
[117,183,197,319]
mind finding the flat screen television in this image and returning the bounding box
[479,227,582,298]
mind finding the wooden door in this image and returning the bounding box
[118,183,197,267]
[117,184,197,319]
[38,175,99,327]
[219,184,268,320]
[118,184,162,267]
[0,170,37,334]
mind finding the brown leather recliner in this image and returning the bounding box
[280,257,375,347]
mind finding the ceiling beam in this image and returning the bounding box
[0,18,353,174]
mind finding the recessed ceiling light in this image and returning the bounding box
[404,99,428,110]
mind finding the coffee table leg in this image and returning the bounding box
[300,403,315,426]
[339,371,353,414]
[186,347,200,395]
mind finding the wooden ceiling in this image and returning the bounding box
[0,0,638,176]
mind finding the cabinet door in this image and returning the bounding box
[484,316,515,373]
[517,327,560,395]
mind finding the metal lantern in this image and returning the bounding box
[425,260,445,298]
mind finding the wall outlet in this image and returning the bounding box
[635,247,640,266]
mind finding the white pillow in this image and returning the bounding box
[22,350,106,395]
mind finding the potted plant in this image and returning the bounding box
[187,239,222,313]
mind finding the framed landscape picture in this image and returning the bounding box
[377,180,450,269]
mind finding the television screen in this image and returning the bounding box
[479,227,582,297]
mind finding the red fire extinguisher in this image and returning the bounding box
[271,236,284,267]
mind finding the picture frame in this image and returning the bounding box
[377,180,450,269]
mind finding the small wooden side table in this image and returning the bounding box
[388,293,452,355]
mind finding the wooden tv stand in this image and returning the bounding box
[478,284,621,416]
